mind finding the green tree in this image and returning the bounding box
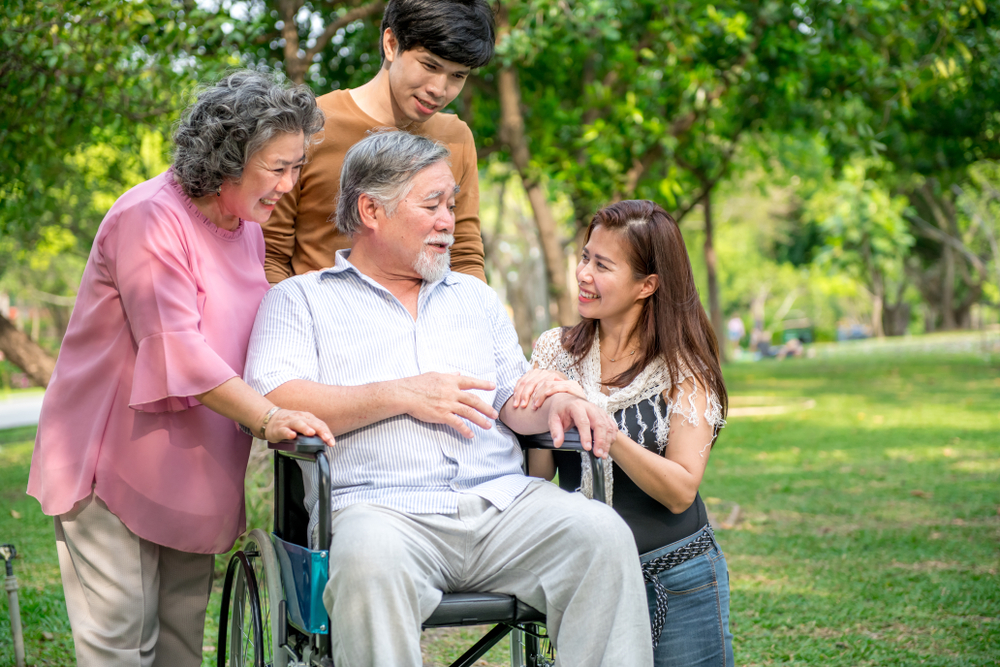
[803,158,914,338]
[0,0,232,384]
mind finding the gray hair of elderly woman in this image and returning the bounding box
[172,70,325,199]
[336,131,451,237]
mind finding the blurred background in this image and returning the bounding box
[1,3,998,666]
[2,0,999,379]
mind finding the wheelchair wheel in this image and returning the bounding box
[218,551,264,667]
[245,529,287,667]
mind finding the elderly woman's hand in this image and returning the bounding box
[511,368,587,410]
[263,409,335,447]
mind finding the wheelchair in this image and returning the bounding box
[217,429,606,667]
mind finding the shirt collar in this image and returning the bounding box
[322,249,459,288]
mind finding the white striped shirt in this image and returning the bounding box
[245,250,532,520]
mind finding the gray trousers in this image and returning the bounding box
[54,493,215,667]
[323,480,653,667]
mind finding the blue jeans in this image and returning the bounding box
[640,528,735,667]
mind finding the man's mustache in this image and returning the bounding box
[425,233,455,248]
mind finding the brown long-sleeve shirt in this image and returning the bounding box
[263,89,486,284]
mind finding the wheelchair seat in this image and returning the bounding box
[218,431,602,667]
[271,437,552,633]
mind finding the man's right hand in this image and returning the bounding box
[397,372,498,438]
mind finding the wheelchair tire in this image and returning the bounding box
[245,529,287,667]
[218,551,265,667]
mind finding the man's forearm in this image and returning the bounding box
[266,378,406,436]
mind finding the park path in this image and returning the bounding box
[0,392,44,429]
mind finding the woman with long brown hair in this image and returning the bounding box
[512,199,733,665]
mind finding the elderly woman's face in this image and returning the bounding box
[218,131,305,224]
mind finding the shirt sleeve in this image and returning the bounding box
[108,199,238,413]
[488,290,529,411]
[262,179,299,284]
[244,282,321,396]
[450,126,486,282]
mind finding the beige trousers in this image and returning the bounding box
[324,481,654,667]
[54,493,215,667]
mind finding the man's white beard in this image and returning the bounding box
[413,234,453,282]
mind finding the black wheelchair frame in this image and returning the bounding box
[217,429,605,667]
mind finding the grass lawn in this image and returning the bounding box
[1,350,997,666]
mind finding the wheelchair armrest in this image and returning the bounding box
[517,427,584,451]
[516,428,608,504]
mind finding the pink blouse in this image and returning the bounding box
[27,170,270,554]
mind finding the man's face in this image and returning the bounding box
[385,40,471,124]
[379,160,457,281]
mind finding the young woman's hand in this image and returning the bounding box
[511,369,586,409]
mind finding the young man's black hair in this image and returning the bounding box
[379,0,496,69]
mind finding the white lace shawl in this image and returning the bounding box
[529,328,726,506]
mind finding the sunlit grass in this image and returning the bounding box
[1,351,997,666]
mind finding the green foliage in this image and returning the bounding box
[804,158,913,293]
[0,0,234,249]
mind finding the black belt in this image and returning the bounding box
[640,526,716,648]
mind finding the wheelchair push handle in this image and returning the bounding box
[269,434,328,455]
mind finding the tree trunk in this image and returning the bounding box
[702,188,725,360]
[0,312,56,387]
[941,244,956,330]
[871,286,885,338]
[496,66,576,327]
[279,0,307,84]
[881,280,910,336]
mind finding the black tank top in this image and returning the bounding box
[552,395,709,554]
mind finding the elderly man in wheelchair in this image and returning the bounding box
[241,131,652,667]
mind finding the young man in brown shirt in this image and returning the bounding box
[263,0,494,284]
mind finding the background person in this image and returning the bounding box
[263,0,495,284]
[513,199,734,666]
[26,71,334,667]
[727,313,746,357]
[245,131,653,667]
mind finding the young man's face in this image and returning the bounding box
[383,30,472,124]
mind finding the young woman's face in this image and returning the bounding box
[575,225,654,322]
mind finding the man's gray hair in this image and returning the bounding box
[336,131,451,237]
[172,70,325,199]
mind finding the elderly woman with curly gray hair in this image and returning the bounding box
[27,70,334,667]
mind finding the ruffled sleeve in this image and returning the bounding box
[130,331,239,412]
[665,378,726,431]
[107,198,238,412]
[663,372,726,455]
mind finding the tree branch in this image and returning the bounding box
[303,1,386,65]
[907,212,988,278]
